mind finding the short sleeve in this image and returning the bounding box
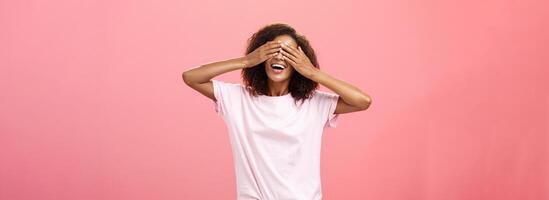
[211,80,223,115]
[316,91,340,128]
[211,79,242,116]
[326,93,340,128]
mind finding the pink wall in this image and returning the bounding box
[1,0,547,199]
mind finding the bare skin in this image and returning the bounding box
[182,35,372,114]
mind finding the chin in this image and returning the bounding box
[267,75,290,82]
[266,70,292,83]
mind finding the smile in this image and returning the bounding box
[271,63,286,74]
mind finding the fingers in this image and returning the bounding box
[298,46,305,55]
[266,51,279,58]
[269,42,282,49]
[265,47,281,55]
[280,49,298,62]
[280,43,300,58]
[264,41,282,50]
[283,54,298,67]
[260,42,305,66]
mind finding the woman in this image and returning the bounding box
[182,23,372,200]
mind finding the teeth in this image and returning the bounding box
[272,64,285,69]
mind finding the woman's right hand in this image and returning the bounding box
[242,40,282,68]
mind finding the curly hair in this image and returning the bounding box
[241,23,320,105]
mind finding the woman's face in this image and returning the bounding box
[264,35,297,83]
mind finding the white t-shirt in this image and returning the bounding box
[211,79,340,200]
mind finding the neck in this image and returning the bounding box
[266,79,290,96]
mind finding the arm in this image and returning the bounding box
[309,69,372,114]
[279,43,372,114]
[182,57,247,101]
[182,40,283,101]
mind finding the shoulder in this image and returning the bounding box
[306,90,338,108]
[212,79,242,87]
[212,79,245,91]
[311,89,339,100]
[211,79,247,100]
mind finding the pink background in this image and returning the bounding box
[1,0,547,199]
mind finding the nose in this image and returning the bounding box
[275,48,282,60]
[274,49,283,60]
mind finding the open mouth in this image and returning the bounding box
[271,63,286,74]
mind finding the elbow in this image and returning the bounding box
[182,71,192,85]
[357,95,372,110]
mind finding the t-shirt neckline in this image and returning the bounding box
[257,92,292,100]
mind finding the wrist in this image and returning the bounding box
[239,56,249,69]
[307,67,322,81]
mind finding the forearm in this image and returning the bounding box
[310,69,372,108]
[183,57,247,84]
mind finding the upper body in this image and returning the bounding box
[212,79,339,199]
[182,23,372,199]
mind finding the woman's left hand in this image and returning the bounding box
[279,43,319,79]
